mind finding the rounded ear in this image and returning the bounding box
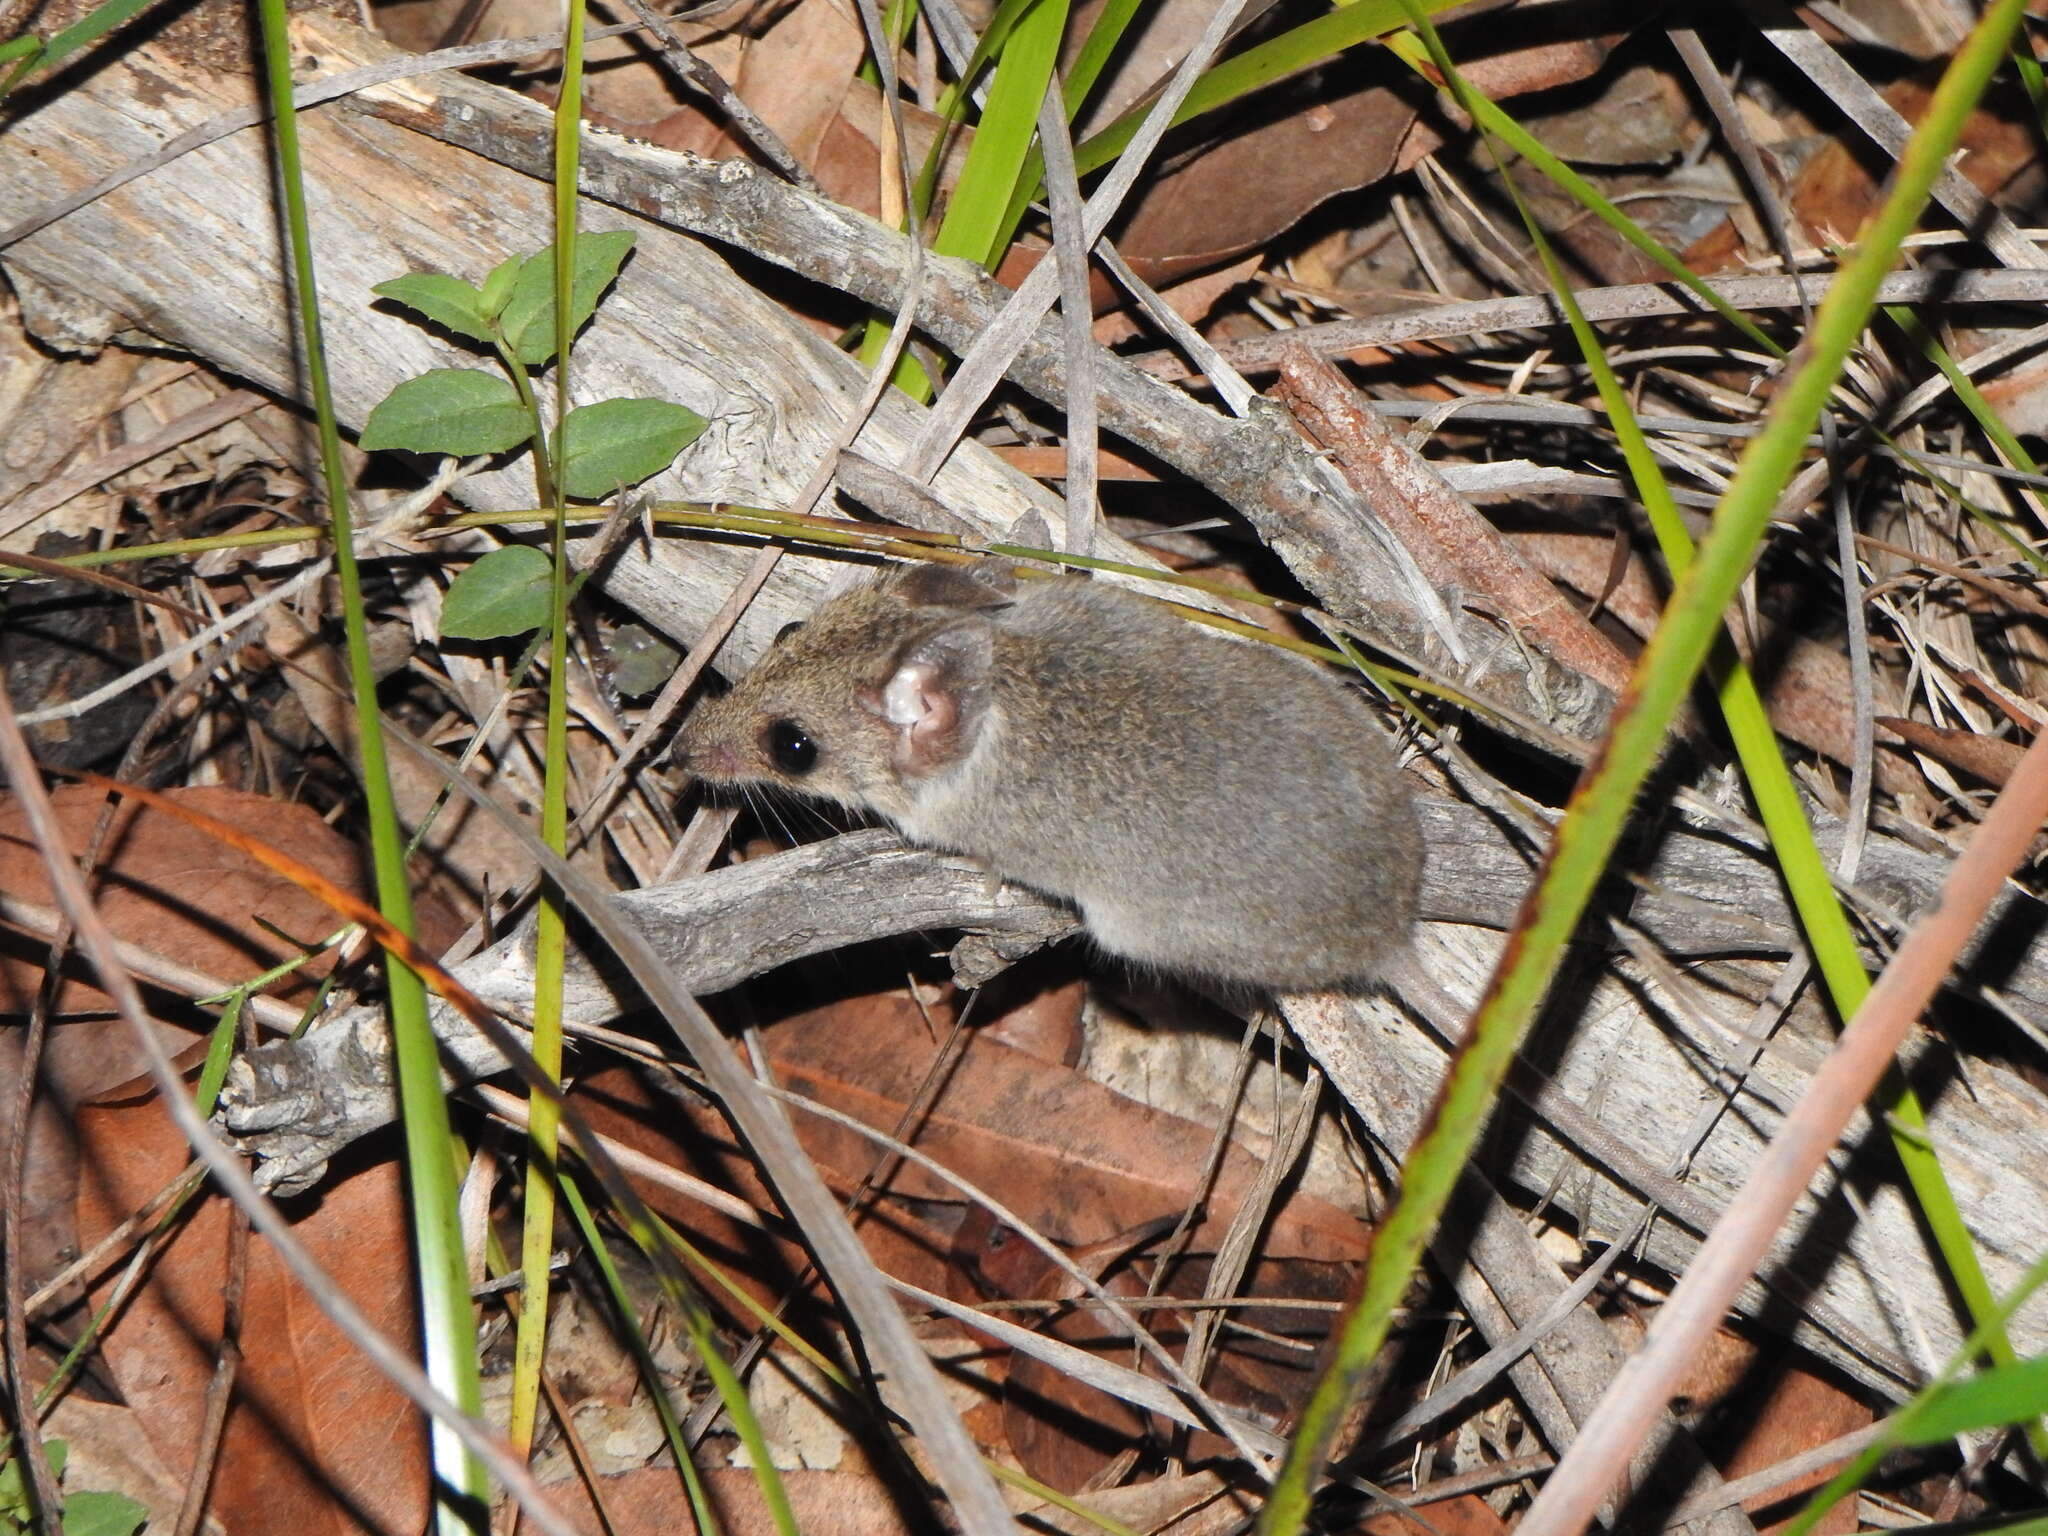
[888,559,1018,613]
[870,619,996,776]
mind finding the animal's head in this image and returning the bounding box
[674,561,1017,817]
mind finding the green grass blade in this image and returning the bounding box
[1257,1,2030,1527]
[870,0,1066,394]
[2007,39,2048,137]
[559,1177,783,1536]
[1060,0,1144,120]
[1900,1353,2048,1444]
[932,0,1068,268]
[14,0,158,80]
[1411,0,2036,1457]
[908,0,1054,223]
[250,0,489,1522]
[0,36,42,101]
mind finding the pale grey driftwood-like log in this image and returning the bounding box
[225,795,2022,1192]
[0,12,1101,679]
[1290,1000,1752,1534]
[221,831,1076,1191]
[0,6,1612,744]
[1297,935,2048,1404]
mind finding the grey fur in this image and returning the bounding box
[675,562,1422,990]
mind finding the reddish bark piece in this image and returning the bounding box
[992,443,1161,481]
[568,998,973,1312]
[972,968,1087,1066]
[1974,353,2048,438]
[639,60,961,231]
[73,1091,426,1535]
[1277,350,1636,699]
[1091,253,1266,345]
[1879,716,2030,789]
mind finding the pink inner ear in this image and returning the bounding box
[882,660,960,772]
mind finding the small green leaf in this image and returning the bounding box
[442,545,554,640]
[360,370,531,456]
[499,231,638,367]
[1900,1355,2048,1445]
[371,273,495,345]
[554,398,707,499]
[479,254,523,319]
[60,1491,148,1536]
[0,1444,65,1521]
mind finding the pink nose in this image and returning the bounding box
[679,740,740,779]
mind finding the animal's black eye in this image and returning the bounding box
[766,719,818,775]
[775,621,806,645]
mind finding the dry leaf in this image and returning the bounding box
[0,785,364,1104]
[73,1092,427,1535]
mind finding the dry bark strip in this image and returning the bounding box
[1154,269,2048,379]
[1274,350,1637,699]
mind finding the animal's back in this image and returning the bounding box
[922,580,1423,988]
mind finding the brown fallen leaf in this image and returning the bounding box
[571,986,1371,1318]
[990,1225,1355,1491]
[544,1464,927,1536]
[1091,252,1268,344]
[665,0,865,174]
[1686,73,2037,274]
[1682,1330,1872,1535]
[992,443,1161,481]
[998,1240,1159,1491]
[1105,31,1619,287]
[0,785,365,1105]
[1362,1491,1512,1534]
[762,990,1372,1261]
[73,1091,427,1536]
